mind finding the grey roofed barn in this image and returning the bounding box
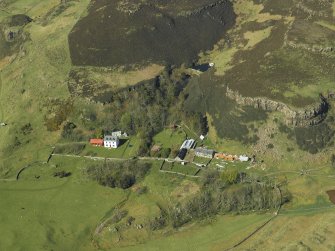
[194,147,215,158]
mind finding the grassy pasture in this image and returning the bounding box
[1,0,335,250]
[238,212,335,251]
[0,0,91,177]
[115,213,272,251]
[0,156,127,251]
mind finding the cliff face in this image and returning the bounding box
[226,87,329,127]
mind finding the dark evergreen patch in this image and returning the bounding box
[86,160,151,189]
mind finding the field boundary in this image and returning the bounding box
[159,169,200,178]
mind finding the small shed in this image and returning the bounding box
[239,155,249,162]
[112,131,122,137]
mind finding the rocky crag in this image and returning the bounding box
[226,87,329,127]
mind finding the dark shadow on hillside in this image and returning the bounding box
[118,138,128,147]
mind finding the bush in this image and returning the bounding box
[53,171,71,178]
[21,123,33,135]
[148,216,166,231]
[267,143,274,149]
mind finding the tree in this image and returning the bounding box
[331,154,335,168]
[61,122,76,139]
[199,114,209,135]
[120,113,133,134]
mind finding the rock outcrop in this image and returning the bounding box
[226,87,329,127]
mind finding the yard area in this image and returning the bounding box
[153,128,186,149]
[161,161,200,176]
[193,156,212,166]
[80,136,140,159]
[208,158,251,171]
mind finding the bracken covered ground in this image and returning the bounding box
[68,0,236,67]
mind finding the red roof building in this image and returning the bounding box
[90,138,104,146]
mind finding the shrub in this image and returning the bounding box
[267,143,274,149]
[53,171,71,178]
[21,123,33,135]
[148,216,166,231]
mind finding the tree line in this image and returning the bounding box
[148,169,290,230]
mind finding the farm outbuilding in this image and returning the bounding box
[90,138,104,146]
[176,148,188,160]
[180,139,195,150]
[111,131,122,137]
[239,155,249,162]
[194,147,215,158]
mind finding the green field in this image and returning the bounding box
[161,161,200,176]
[115,214,272,251]
[1,0,335,250]
[0,0,91,177]
[153,128,186,149]
[0,157,127,251]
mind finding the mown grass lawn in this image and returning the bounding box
[162,161,200,176]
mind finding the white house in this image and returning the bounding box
[104,135,119,148]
